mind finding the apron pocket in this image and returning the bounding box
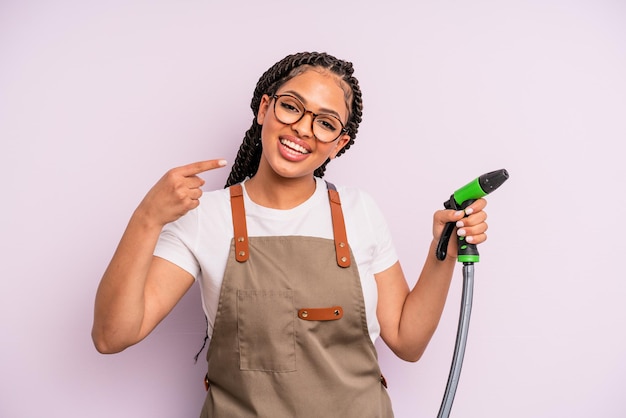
[237,289,296,372]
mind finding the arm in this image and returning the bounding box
[376,199,488,362]
[91,159,226,354]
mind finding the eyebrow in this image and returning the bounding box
[280,90,345,121]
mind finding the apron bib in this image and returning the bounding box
[200,183,393,417]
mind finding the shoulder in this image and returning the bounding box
[167,186,231,232]
[333,183,383,214]
[329,180,398,274]
[199,186,230,204]
[324,180,389,229]
[195,186,233,222]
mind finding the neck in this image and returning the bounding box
[245,169,317,210]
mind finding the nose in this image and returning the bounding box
[291,111,315,138]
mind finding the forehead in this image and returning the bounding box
[277,70,351,119]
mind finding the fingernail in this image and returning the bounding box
[456,220,464,228]
[466,236,474,243]
[454,211,464,217]
[464,207,474,215]
[457,229,466,237]
[218,159,227,166]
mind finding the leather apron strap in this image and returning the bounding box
[229,184,249,262]
[326,181,351,268]
[229,181,351,267]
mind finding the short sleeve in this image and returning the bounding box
[154,208,201,279]
[361,192,398,274]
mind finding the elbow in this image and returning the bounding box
[92,335,119,355]
[92,340,119,355]
[381,329,432,363]
[397,349,425,363]
[387,342,427,363]
[91,328,128,355]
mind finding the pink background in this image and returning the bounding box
[2,0,625,417]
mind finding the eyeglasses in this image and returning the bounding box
[271,94,348,143]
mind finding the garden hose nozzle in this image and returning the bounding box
[435,169,509,263]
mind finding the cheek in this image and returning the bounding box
[322,143,341,160]
[259,115,280,141]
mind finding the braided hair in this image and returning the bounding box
[224,52,363,187]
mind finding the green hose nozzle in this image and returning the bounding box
[436,169,509,263]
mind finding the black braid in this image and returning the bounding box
[224,52,363,187]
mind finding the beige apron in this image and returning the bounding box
[200,182,394,417]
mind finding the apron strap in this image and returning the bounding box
[229,184,249,262]
[325,181,351,268]
[228,182,351,267]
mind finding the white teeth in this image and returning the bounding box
[280,139,309,154]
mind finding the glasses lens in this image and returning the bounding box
[313,115,343,143]
[274,95,344,143]
[274,95,303,125]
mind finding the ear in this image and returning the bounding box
[330,133,351,159]
[256,95,271,125]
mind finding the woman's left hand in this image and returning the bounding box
[432,198,489,256]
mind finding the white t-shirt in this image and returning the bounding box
[154,177,398,345]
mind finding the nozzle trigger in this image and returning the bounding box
[436,194,461,261]
[436,221,456,260]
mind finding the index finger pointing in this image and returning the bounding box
[179,159,228,176]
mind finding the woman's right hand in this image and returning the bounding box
[136,159,227,227]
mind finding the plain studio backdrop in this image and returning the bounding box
[1,0,625,417]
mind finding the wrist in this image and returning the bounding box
[130,206,166,234]
[429,240,457,264]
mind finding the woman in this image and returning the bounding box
[92,52,488,417]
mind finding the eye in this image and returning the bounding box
[278,97,302,114]
[315,116,341,132]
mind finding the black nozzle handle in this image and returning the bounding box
[436,197,477,261]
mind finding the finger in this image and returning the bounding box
[457,210,487,228]
[465,232,488,245]
[464,198,487,215]
[185,175,206,189]
[188,187,203,200]
[458,219,488,242]
[435,208,464,225]
[436,196,488,225]
[184,198,202,212]
[458,220,488,236]
[179,159,227,176]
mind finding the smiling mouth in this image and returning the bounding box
[280,138,310,154]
